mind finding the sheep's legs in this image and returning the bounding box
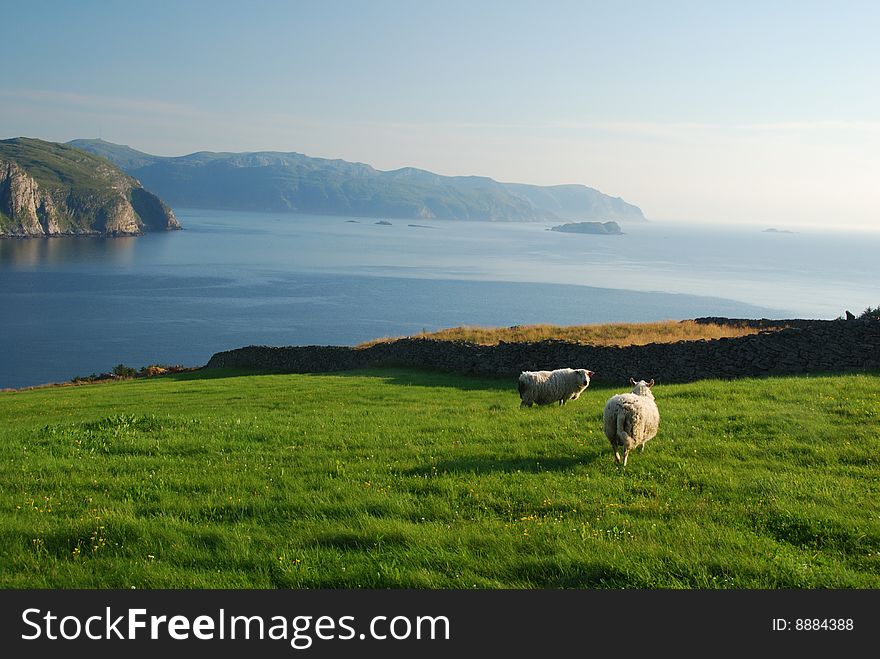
[613,448,621,463]
[622,450,629,467]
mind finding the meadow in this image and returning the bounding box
[1,368,878,588]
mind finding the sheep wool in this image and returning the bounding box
[603,378,660,466]
[518,368,594,408]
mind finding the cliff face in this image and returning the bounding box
[0,138,180,237]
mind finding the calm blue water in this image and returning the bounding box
[2,209,878,389]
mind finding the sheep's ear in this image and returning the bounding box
[648,379,655,387]
[587,371,594,377]
[630,378,636,385]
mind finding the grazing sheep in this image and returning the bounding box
[603,378,659,466]
[518,368,594,408]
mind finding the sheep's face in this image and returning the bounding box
[629,378,655,396]
[577,369,594,387]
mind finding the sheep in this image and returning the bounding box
[518,368,594,408]
[603,378,659,466]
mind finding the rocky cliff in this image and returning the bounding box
[0,138,180,237]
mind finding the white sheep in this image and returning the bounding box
[603,378,659,465]
[518,368,594,408]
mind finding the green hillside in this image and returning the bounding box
[1,368,877,588]
[1,137,126,190]
[61,138,159,171]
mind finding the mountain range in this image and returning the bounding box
[68,139,646,223]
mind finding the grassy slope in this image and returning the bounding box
[0,137,125,191]
[0,368,878,588]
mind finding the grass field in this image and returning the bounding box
[358,320,771,347]
[1,368,878,588]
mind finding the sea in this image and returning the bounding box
[2,209,878,390]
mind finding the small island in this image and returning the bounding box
[763,228,796,234]
[549,221,623,235]
[375,220,392,226]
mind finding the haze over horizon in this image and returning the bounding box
[2,1,878,229]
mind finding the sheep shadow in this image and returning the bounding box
[165,366,515,392]
[332,367,513,392]
[161,367,270,383]
[402,451,606,477]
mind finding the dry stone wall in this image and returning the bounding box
[205,318,880,385]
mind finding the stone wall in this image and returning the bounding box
[204,318,880,385]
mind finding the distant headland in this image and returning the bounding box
[0,138,179,238]
[67,138,647,223]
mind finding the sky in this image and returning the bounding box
[2,0,878,228]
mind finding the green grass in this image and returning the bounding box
[0,137,125,191]
[1,368,878,589]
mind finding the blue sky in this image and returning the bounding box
[2,0,878,227]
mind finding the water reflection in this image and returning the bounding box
[0,235,138,267]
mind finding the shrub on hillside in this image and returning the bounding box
[112,363,137,378]
[70,373,100,383]
[140,364,168,376]
[860,306,880,320]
